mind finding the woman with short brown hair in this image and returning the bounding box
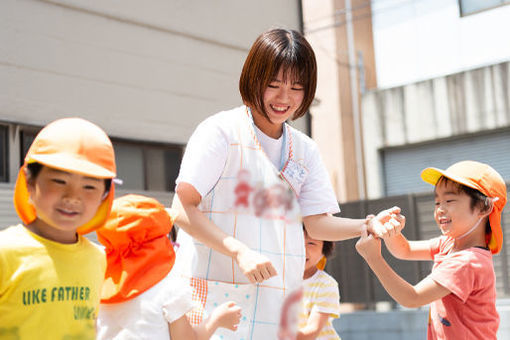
[173,28,400,339]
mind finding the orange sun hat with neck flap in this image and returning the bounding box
[96,194,178,304]
[421,160,507,254]
[14,117,117,235]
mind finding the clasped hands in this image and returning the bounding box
[356,206,406,260]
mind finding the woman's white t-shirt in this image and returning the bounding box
[176,107,339,217]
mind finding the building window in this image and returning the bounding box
[18,127,182,192]
[381,128,510,196]
[113,140,182,192]
[0,125,8,182]
[458,0,510,16]
[20,129,39,166]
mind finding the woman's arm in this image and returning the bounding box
[356,226,449,308]
[303,214,367,241]
[303,207,403,241]
[173,182,277,283]
[296,311,330,340]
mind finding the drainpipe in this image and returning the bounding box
[345,0,366,199]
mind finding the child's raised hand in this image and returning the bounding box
[356,223,382,261]
[210,301,242,331]
[367,207,405,239]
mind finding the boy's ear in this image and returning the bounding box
[479,202,494,218]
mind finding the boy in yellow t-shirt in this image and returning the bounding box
[0,118,117,340]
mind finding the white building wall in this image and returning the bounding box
[1,0,302,147]
[362,61,510,198]
[372,0,510,88]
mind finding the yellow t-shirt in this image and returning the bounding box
[0,225,106,340]
[298,270,342,340]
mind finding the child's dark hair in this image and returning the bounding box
[437,176,492,232]
[303,227,335,258]
[26,162,44,179]
[169,227,177,243]
[322,240,335,258]
[26,162,112,194]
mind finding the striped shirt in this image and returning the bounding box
[299,270,341,339]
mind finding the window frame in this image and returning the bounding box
[458,0,510,17]
[0,124,9,182]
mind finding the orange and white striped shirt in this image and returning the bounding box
[299,270,341,340]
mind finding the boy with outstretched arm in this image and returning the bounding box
[356,161,507,339]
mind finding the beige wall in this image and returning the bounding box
[303,0,377,202]
[1,0,302,146]
[302,0,345,201]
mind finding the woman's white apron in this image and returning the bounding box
[176,106,308,339]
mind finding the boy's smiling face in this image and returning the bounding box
[434,179,485,238]
[26,166,105,243]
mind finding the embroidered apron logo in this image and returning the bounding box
[234,169,254,208]
[234,169,294,217]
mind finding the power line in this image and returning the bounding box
[304,0,430,34]
[303,0,372,25]
[304,0,413,25]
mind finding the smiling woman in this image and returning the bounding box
[171,27,399,340]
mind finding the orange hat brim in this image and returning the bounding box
[421,167,485,193]
[30,154,115,179]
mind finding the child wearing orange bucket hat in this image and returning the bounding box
[356,160,507,340]
[96,194,242,340]
[0,118,117,339]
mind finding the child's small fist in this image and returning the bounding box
[356,224,382,260]
[212,301,242,331]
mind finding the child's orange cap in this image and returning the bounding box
[14,118,117,234]
[421,160,507,254]
[96,194,178,303]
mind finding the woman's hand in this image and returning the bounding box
[235,246,277,283]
